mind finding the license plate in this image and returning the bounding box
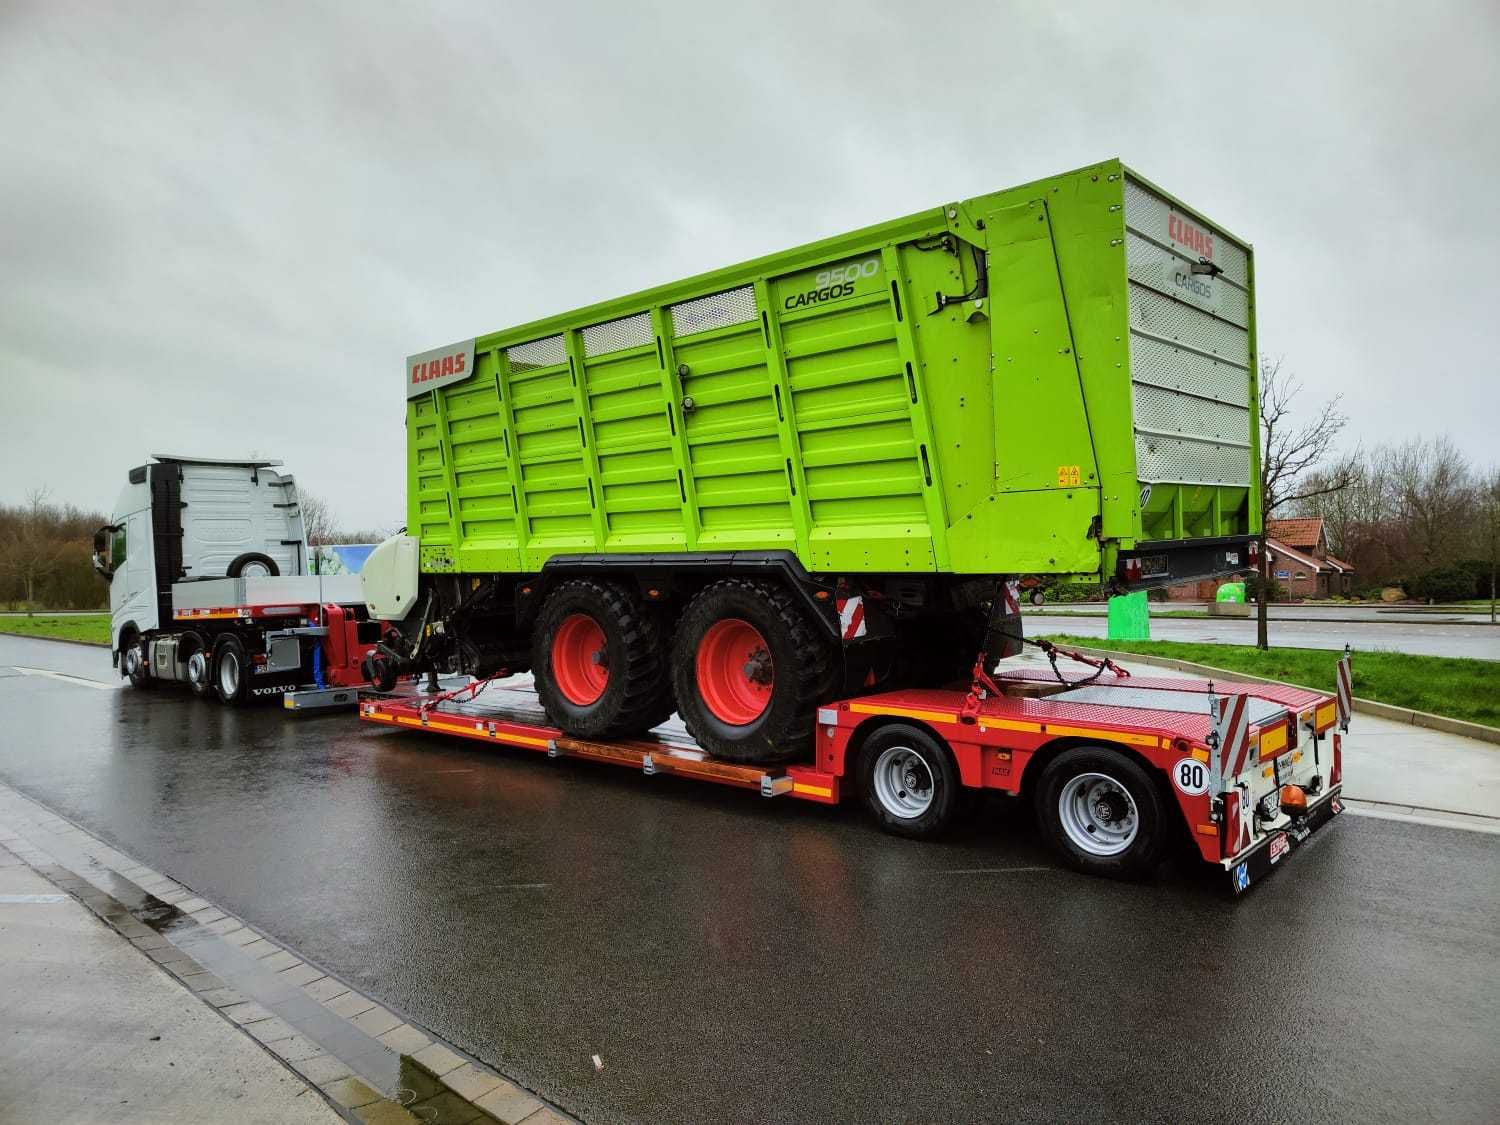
[1268,833,1290,864]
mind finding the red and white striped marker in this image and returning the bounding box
[836,595,867,640]
[1209,691,1251,784]
[1335,649,1352,732]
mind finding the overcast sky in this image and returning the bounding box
[3,1,1496,528]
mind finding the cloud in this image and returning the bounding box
[2,0,1496,529]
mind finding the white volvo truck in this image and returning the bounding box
[93,456,385,705]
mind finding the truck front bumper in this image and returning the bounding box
[1226,787,1344,895]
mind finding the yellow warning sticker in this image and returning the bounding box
[1056,464,1082,487]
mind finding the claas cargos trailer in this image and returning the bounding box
[361,157,1261,764]
[359,648,1352,890]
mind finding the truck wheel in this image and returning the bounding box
[363,653,398,693]
[122,638,152,690]
[228,552,279,578]
[671,579,834,764]
[1034,746,1167,879]
[183,634,214,700]
[214,635,250,705]
[532,579,671,738]
[858,723,961,839]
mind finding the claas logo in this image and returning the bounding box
[1167,211,1215,260]
[411,350,467,386]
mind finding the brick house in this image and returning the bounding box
[1264,517,1354,599]
[1166,516,1354,601]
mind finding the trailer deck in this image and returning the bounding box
[359,660,1347,894]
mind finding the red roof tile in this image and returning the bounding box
[1266,517,1324,550]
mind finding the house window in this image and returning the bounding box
[1294,571,1307,579]
[1275,570,1290,579]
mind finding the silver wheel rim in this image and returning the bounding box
[871,745,935,819]
[187,651,207,686]
[219,651,239,696]
[241,562,271,577]
[1058,772,1139,856]
[124,647,141,675]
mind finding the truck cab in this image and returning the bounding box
[93,456,309,672]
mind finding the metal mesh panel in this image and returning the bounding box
[1129,334,1247,405]
[1125,232,1250,328]
[582,312,654,357]
[1132,382,1249,443]
[1128,283,1249,365]
[669,286,758,337]
[1135,432,1251,486]
[1123,176,1249,286]
[506,335,566,372]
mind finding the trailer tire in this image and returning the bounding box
[532,579,671,739]
[671,579,834,764]
[214,635,250,706]
[228,552,279,578]
[857,723,962,839]
[1034,746,1167,879]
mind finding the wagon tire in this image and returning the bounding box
[858,723,962,839]
[214,635,250,706]
[227,552,279,578]
[122,633,153,690]
[671,579,835,765]
[532,579,672,739]
[1034,746,1167,879]
[183,632,215,700]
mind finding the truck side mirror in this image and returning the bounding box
[92,526,116,579]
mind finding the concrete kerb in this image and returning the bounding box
[1055,642,1500,749]
[0,781,578,1125]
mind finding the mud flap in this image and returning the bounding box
[981,579,1024,662]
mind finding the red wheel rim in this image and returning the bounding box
[552,613,608,706]
[695,618,773,726]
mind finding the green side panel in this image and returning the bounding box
[408,157,1257,579]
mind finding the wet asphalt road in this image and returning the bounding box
[1,636,1498,1124]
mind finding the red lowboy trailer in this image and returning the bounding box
[359,649,1352,892]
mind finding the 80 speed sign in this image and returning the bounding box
[1172,757,1210,796]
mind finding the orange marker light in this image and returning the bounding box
[1280,784,1308,815]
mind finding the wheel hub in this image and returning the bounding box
[872,746,934,819]
[552,613,609,706]
[696,618,773,726]
[1058,772,1140,857]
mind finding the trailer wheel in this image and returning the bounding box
[214,635,250,706]
[1034,746,1167,879]
[532,579,671,738]
[671,579,834,764]
[857,723,961,839]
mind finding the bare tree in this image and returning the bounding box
[298,491,336,547]
[0,489,67,614]
[1255,358,1353,648]
[1481,465,1500,624]
[1385,436,1474,575]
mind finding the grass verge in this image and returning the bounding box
[0,614,111,646]
[1039,635,1500,730]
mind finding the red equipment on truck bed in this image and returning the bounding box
[359,653,1351,893]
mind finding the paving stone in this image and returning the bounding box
[221,1001,274,1026]
[179,972,225,993]
[407,1091,485,1124]
[377,1022,430,1056]
[245,1016,299,1043]
[411,1042,467,1077]
[175,897,211,912]
[326,991,378,1019]
[474,1079,543,1124]
[293,1052,356,1086]
[261,949,302,972]
[321,1076,384,1109]
[266,1033,326,1063]
[303,976,350,1002]
[515,1108,574,1125]
[353,1100,424,1125]
[279,963,325,987]
[206,917,244,935]
[131,933,171,951]
[350,1005,403,1039]
[222,927,263,947]
[146,945,188,964]
[190,907,227,924]
[199,987,246,1007]
[240,938,278,958]
[442,1062,503,1102]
